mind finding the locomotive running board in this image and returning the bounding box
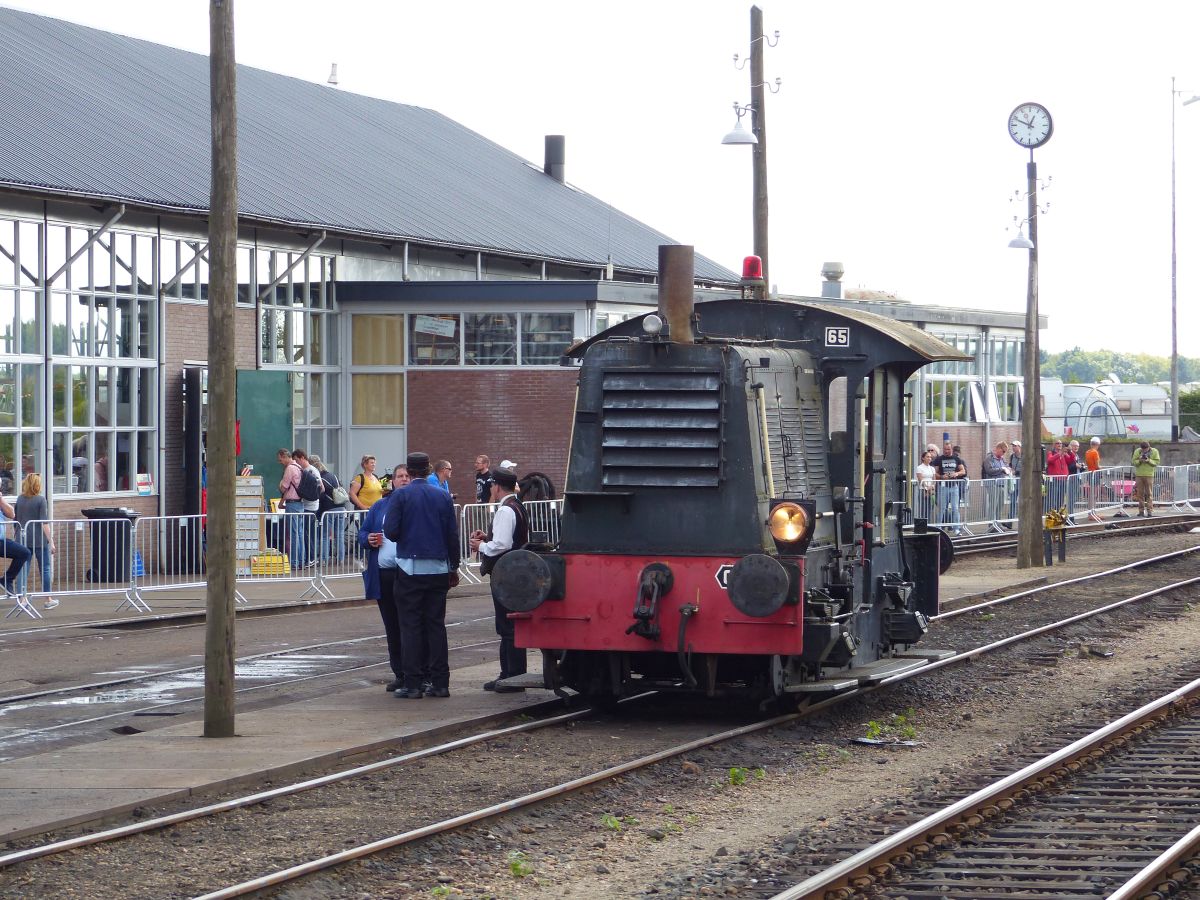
[786,678,858,694]
[845,657,930,685]
[494,673,550,690]
[892,648,956,661]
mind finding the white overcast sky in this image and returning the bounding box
[12,1,1200,358]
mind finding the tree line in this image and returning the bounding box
[1040,348,1200,385]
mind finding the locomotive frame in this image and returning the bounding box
[493,257,969,704]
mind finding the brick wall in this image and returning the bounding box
[161,302,258,516]
[921,425,1023,477]
[406,369,579,500]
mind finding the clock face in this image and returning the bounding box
[1008,103,1053,148]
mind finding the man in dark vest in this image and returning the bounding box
[469,467,528,692]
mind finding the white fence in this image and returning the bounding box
[3,465,1195,621]
[908,464,1200,536]
[2,499,566,620]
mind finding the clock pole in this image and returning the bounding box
[1017,151,1044,569]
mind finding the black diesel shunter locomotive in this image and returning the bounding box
[493,247,968,704]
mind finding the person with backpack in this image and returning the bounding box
[277,448,307,572]
[349,455,384,510]
[470,467,528,692]
[311,454,348,565]
[290,448,324,568]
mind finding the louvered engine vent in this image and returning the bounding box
[600,370,722,487]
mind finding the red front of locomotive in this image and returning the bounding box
[513,553,807,657]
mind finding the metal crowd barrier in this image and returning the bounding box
[907,464,1200,536]
[458,499,564,582]
[5,461,1193,621]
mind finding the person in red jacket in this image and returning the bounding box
[1045,439,1069,514]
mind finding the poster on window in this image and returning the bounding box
[413,315,457,338]
[136,473,154,495]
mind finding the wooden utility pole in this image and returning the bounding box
[205,0,238,736]
[1017,158,1044,569]
[749,5,769,299]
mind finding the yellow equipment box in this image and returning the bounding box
[250,553,290,575]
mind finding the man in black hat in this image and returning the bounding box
[384,451,460,699]
[469,467,528,692]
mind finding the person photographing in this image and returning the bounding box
[470,467,528,692]
[1131,441,1160,517]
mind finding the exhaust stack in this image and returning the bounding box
[544,135,565,183]
[658,244,695,344]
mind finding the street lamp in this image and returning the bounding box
[1170,76,1200,442]
[721,103,757,145]
[721,5,778,299]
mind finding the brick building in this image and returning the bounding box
[0,8,738,516]
[0,8,1042,516]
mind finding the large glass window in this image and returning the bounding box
[408,314,460,365]
[50,362,155,494]
[352,374,405,424]
[521,312,573,364]
[0,218,159,496]
[352,314,404,365]
[465,313,516,365]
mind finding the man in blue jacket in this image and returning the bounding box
[384,451,460,699]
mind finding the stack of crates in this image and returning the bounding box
[235,476,265,576]
[250,551,290,575]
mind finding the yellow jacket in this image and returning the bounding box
[1131,446,1160,477]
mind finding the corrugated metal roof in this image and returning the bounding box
[0,7,737,283]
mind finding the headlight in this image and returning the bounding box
[768,502,810,543]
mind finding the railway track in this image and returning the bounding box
[3,547,1194,898]
[947,512,1200,558]
[769,677,1200,900]
[0,616,499,758]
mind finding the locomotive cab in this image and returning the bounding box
[492,267,967,704]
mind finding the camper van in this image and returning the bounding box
[1041,377,1172,439]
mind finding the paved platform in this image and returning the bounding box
[0,655,552,843]
[0,538,1176,844]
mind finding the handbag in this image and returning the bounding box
[330,485,349,506]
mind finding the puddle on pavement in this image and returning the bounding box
[0,653,360,718]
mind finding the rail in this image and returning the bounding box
[1,499,565,621]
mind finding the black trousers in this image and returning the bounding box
[395,570,450,691]
[492,591,527,679]
[377,567,403,681]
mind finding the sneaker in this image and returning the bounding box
[421,681,434,695]
[493,683,526,694]
[424,686,450,698]
[394,688,423,699]
[483,678,503,691]
[385,679,402,693]
[43,598,59,610]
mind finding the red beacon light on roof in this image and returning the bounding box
[740,255,765,296]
